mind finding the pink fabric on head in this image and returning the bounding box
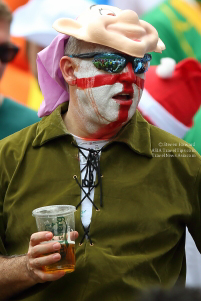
[37,34,70,117]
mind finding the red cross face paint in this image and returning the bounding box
[74,58,144,139]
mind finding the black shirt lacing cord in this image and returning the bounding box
[72,142,103,245]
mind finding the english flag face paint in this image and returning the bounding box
[74,57,144,138]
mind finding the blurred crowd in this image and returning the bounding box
[0,0,201,297]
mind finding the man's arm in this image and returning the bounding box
[0,231,69,301]
[0,254,37,300]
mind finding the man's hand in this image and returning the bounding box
[0,230,79,300]
[27,231,79,283]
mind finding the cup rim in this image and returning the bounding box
[32,205,76,217]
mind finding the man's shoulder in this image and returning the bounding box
[135,110,201,169]
[150,123,197,149]
[149,123,201,171]
[0,123,40,178]
[136,109,193,147]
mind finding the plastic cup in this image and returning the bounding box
[32,205,76,274]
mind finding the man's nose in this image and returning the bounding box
[119,63,136,83]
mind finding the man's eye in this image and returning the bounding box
[99,9,116,16]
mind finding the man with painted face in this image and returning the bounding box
[0,4,201,301]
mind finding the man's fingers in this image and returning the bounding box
[30,231,79,247]
[26,230,79,283]
[30,253,61,269]
[28,242,61,258]
[30,232,53,247]
[34,269,66,283]
[69,231,79,241]
[28,229,79,279]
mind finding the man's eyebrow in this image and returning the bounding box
[90,4,97,9]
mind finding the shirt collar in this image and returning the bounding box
[32,102,153,158]
[32,102,70,147]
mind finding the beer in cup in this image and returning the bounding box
[32,205,76,273]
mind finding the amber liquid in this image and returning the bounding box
[42,242,75,274]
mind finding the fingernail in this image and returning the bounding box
[53,243,61,250]
[46,233,52,240]
[53,254,60,260]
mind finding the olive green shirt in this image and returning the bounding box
[0,103,201,301]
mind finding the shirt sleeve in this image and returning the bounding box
[0,143,9,255]
[0,184,7,255]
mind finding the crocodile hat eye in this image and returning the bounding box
[99,9,116,16]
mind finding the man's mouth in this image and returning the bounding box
[112,92,133,104]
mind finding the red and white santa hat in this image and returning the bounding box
[138,57,201,138]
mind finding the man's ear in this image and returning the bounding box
[60,56,77,86]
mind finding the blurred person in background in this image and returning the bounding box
[2,0,94,111]
[1,0,33,108]
[0,0,40,139]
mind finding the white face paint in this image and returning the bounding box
[74,57,145,136]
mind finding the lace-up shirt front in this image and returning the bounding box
[72,136,108,236]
